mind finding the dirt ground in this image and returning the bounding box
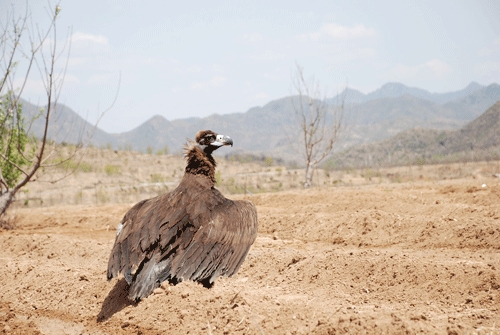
[1,173,500,334]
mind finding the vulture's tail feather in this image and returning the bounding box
[128,254,162,301]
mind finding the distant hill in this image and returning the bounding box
[112,115,175,151]
[328,101,500,169]
[22,82,500,165]
[442,83,500,120]
[21,100,114,146]
[443,99,500,152]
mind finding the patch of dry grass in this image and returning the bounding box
[10,146,500,209]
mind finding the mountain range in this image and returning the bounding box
[326,81,485,105]
[22,81,500,164]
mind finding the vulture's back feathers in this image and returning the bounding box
[106,130,258,301]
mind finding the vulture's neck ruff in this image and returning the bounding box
[184,144,218,184]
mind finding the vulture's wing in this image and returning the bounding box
[106,186,258,300]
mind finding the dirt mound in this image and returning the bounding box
[1,178,499,334]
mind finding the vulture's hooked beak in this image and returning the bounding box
[212,134,233,147]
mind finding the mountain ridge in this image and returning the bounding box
[22,81,500,164]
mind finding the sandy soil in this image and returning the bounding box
[1,177,500,334]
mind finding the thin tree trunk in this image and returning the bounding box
[304,162,314,188]
[0,190,16,217]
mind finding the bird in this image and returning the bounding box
[106,130,258,301]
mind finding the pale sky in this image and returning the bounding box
[3,0,500,133]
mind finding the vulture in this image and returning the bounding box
[106,130,258,301]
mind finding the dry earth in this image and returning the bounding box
[1,160,500,334]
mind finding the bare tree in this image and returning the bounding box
[0,2,115,220]
[291,63,345,188]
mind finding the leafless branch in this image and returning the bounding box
[290,62,346,188]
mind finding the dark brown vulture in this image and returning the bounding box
[106,130,258,301]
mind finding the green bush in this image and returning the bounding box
[0,95,35,188]
[104,165,121,175]
[156,146,169,155]
[150,173,165,183]
[54,158,93,173]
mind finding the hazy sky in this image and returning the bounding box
[3,0,500,133]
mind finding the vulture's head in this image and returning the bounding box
[195,130,233,154]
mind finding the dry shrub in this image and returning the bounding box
[0,214,17,230]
